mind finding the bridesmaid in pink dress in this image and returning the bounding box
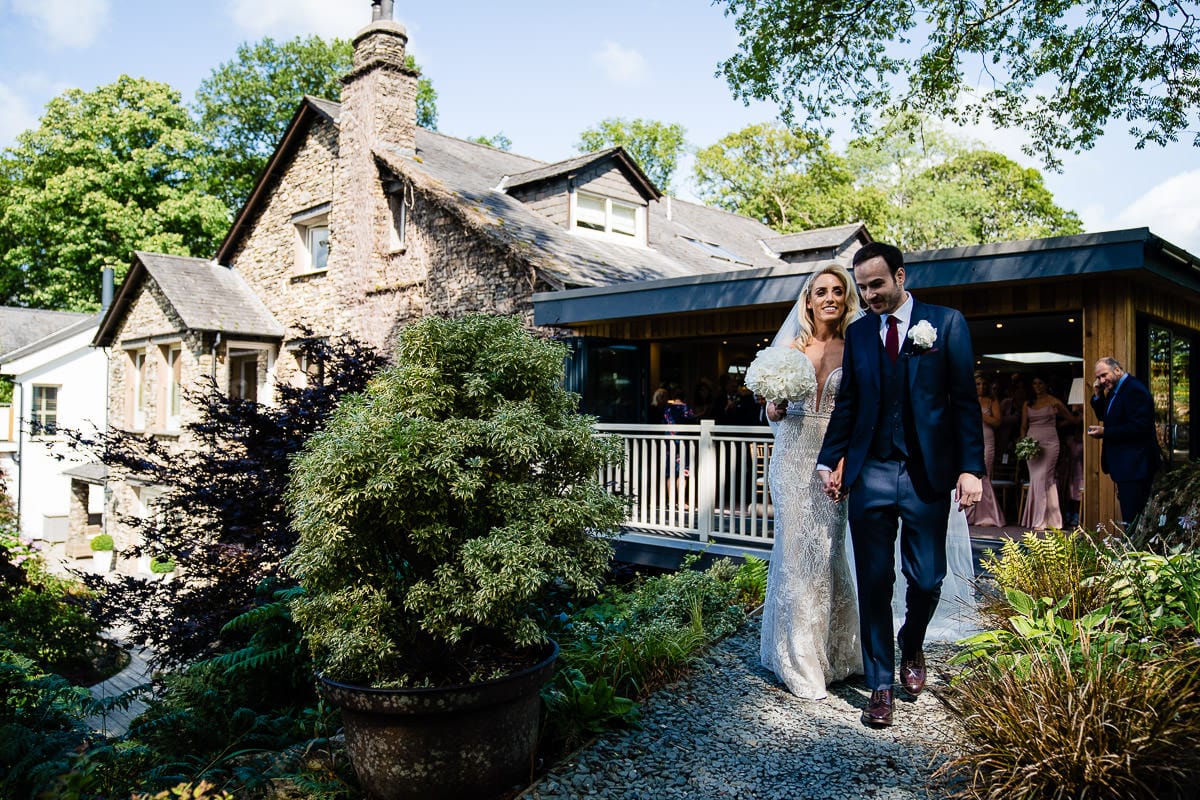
[967,372,1005,527]
[1019,377,1077,529]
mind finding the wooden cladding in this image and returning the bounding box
[565,305,790,340]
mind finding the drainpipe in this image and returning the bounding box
[13,381,22,535]
[101,266,114,541]
[211,331,222,381]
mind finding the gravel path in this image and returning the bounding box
[522,617,968,800]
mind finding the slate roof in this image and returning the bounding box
[762,223,871,257]
[0,308,91,358]
[374,127,786,289]
[0,312,100,364]
[95,253,284,347]
[501,147,661,200]
[62,462,108,485]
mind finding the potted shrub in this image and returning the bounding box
[88,533,113,574]
[284,315,625,800]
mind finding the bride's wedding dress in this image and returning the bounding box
[760,361,861,699]
[760,356,979,700]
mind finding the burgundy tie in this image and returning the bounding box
[886,315,899,363]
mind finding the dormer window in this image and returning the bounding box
[293,204,331,274]
[572,191,644,244]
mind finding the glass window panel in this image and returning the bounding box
[1149,325,1172,455]
[32,385,58,434]
[576,193,607,231]
[1173,337,1190,463]
[611,202,637,236]
[308,225,330,269]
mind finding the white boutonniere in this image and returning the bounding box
[908,319,938,352]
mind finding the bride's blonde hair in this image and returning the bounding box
[792,263,861,349]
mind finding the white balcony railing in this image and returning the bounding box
[595,420,776,547]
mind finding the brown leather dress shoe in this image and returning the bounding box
[901,651,926,697]
[862,688,893,727]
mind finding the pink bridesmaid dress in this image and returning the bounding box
[967,420,1005,527]
[1021,404,1063,529]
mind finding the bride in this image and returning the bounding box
[759,264,977,700]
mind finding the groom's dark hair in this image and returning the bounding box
[852,241,904,276]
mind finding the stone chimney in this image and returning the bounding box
[328,1,421,347]
[341,0,419,154]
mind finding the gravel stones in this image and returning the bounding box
[523,617,966,799]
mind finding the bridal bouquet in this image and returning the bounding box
[1015,436,1042,460]
[744,346,814,405]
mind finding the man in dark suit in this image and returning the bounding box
[817,242,984,728]
[1087,356,1161,526]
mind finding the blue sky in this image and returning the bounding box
[1,0,1197,254]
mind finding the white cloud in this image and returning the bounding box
[592,41,647,85]
[11,0,110,50]
[1113,169,1200,256]
[225,0,365,40]
[0,81,38,146]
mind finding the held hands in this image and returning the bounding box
[766,400,788,422]
[817,459,846,502]
[955,473,983,511]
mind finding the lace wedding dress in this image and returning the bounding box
[759,356,980,700]
[760,359,862,699]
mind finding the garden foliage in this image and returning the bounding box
[285,314,626,687]
[942,528,1200,799]
[71,331,386,666]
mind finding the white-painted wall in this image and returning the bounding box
[1,324,106,542]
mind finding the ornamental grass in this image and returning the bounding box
[938,637,1200,800]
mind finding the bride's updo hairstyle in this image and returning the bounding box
[791,263,861,349]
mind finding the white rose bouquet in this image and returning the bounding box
[744,346,814,405]
[1015,436,1042,460]
[908,319,938,351]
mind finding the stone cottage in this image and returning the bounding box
[91,2,814,559]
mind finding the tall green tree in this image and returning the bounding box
[577,118,687,191]
[716,0,1200,167]
[194,35,438,213]
[693,122,884,232]
[0,76,228,311]
[693,120,1082,249]
[884,151,1084,250]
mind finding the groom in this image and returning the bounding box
[817,242,984,727]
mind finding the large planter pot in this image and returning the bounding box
[319,641,558,800]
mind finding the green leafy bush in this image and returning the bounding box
[977,528,1108,626]
[557,558,745,700]
[0,650,97,799]
[149,556,176,574]
[286,315,626,688]
[946,531,1200,798]
[89,534,114,551]
[0,559,103,678]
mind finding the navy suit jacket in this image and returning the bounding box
[1089,374,1161,482]
[818,298,985,494]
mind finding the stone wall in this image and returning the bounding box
[227,119,339,340]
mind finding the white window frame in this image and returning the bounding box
[30,384,59,437]
[226,342,277,407]
[570,191,645,246]
[293,204,331,274]
[163,344,183,431]
[131,349,148,430]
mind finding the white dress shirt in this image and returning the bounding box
[879,292,914,348]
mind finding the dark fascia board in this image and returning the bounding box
[534,227,1200,326]
[215,97,332,264]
